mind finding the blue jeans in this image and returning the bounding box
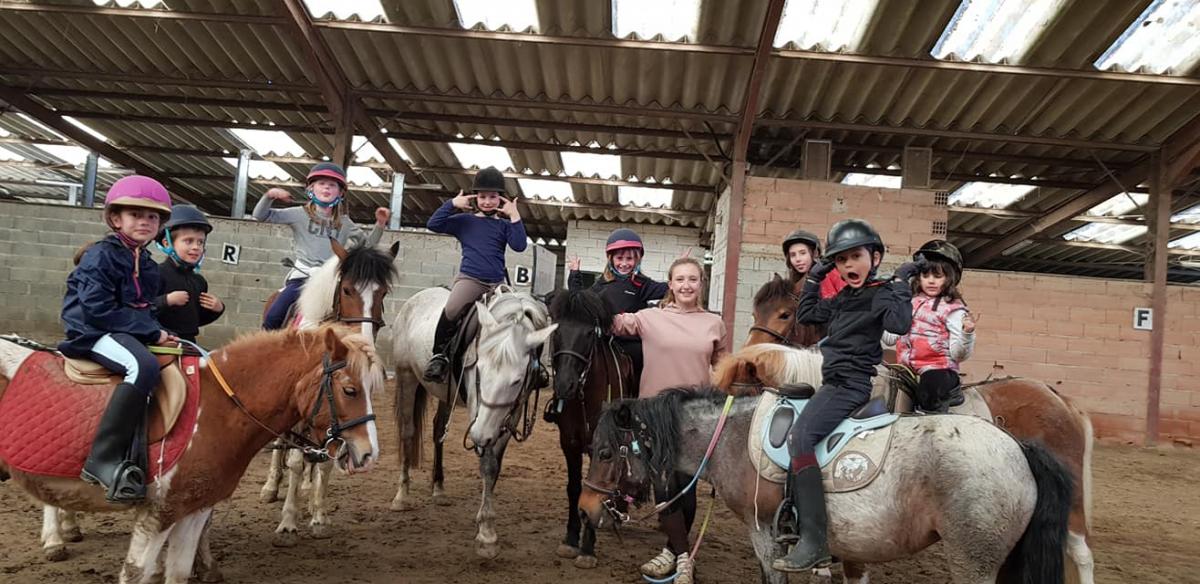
[263,278,305,330]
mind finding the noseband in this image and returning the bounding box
[329,274,387,330]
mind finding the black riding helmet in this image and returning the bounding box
[824,219,884,261]
[157,204,212,243]
[782,228,821,257]
[915,239,963,273]
[471,166,507,194]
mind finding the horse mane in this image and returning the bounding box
[477,292,551,368]
[753,274,795,313]
[549,288,614,330]
[217,326,383,391]
[713,344,823,395]
[593,387,728,483]
[297,243,396,324]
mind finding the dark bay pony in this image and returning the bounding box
[734,275,1097,584]
[548,289,636,568]
[0,327,383,583]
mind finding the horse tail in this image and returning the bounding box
[394,379,427,471]
[1001,440,1073,584]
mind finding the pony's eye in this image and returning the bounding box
[779,312,791,320]
[342,386,359,398]
[598,448,612,461]
[342,286,354,296]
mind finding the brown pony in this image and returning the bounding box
[547,289,637,569]
[746,274,827,348]
[715,342,1095,584]
[0,327,383,584]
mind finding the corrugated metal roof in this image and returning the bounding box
[0,0,1198,281]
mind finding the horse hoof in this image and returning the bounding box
[310,523,332,540]
[63,527,83,543]
[574,555,598,569]
[432,492,452,507]
[476,542,500,560]
[259,489,279,504]
[197,567,225,583]
[555,544,579,559]
[389,498,415,512]
[272,530,299,548]
[44,545,68,562]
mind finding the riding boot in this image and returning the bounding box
[423,312,456,383]
[942,381,966,411]
[771,466,831,572]
[81,383,148,502]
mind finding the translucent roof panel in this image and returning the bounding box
[454,0,538,31]
[614,0,702,42]
[561,152,622,179]
[92,0,165,7]
[0,147,26,162]
[841,172,901,188]
[1063,223,1147,245]
[16,113,66,140]
[1082,193,1149,217]
[1168,231,1200,250]
[774,0,881,51]
[518,178,574,202]
[1172,203,1200,224]
[619,186,672,208]
[346,166,385,187]
[230,129,307,157]
[63,116,109,143]
[387,139,414,162]
[931,0,1069,64]
[223,158,292,181]
[39,144,112,168]
[1095,0,1200,75]
[947,182,1035,208]
[448,143,514,170]
[303,0,386,21]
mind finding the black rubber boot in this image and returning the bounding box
[423,312,456,383]
[772,466,831,572]
[80,383,148,503]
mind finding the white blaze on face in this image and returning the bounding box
[358,282,378,341]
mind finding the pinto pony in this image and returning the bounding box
[715,342,1095,584]
[547,289,636,568]
[0,327,383,584]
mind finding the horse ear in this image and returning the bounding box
[330,237,348,261]
[614,403,634,429]
[475,301,498,329]
[323,327,348,361]
[388,240,400,258]
[525,323,558,348]
[772,272,782,282]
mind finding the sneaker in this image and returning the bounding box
[675,552,694,584]
[639,548,676,578]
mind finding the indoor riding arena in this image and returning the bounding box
[0,1,1197,583]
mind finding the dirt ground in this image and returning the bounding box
[1,382,1197,584]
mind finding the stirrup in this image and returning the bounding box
[105,462,146,503]
[772,499,799,544]
[542,398,563,424]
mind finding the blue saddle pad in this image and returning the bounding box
[761,396,898,470]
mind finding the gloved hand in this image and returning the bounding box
[894,256,929,281]
[807,259,835,284]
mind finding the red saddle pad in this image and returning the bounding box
[0,351,201,480]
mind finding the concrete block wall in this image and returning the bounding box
[0,201,547,368]
[563,219,702,290]
[959,270,1200,444]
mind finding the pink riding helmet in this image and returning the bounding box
[104,175,172,220]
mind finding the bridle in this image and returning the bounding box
[551,322,604,400]
[329,273,387,331]
[748,291,803,348]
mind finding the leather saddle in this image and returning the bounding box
[62,351,192,443]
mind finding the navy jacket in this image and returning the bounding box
[797,277,912,387]
[567,270,668,315]
[60,235,163,357]
[427,200,527,283]
[154,258,223,342]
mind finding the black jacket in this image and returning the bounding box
[796,277,912,386]
[60,235,162,357]
[567,270,668,316]
[153,258,224,342]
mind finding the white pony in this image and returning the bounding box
[390,286,555,558]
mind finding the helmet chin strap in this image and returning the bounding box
[155,228,204,270]
[307,189,342,208]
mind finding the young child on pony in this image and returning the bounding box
[153,205,225,343]
[255,162,389,330]
[59,176,177,502]
[422,166,529,383]
[781,228,844,298]
[552,228,669,410]
[885,240,977,413]
[774,219,919,573]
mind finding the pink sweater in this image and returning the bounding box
[613,304,728,398]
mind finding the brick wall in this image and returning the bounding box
[0,200,548,367]
[563,219,702,292]
[959,270,1200,444]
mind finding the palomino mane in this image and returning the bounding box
[297,243,397,325]
[549,288,615,331]
[713,343,824,393]
[477,292,551,368]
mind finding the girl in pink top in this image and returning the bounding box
[610,256,727,584]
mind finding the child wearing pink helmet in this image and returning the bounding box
[60,175,176,503]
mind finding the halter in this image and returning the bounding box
[328,273,387,330]
[177,340,375,463]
